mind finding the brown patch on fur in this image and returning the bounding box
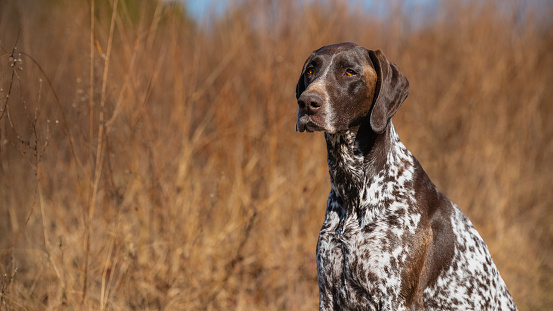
[401,224,433,308]
[363,63,378,111]
[411,160,456,291]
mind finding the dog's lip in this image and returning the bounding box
[297,116,325,132]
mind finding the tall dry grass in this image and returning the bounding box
[0,0,552,309]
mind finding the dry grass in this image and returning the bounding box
[1,0,552,310]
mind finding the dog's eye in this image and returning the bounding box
[306,67,314,75]
[345,69,357,76]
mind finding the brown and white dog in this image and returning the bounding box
[296,42,517,310]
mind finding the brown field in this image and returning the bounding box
[1,0,552,310]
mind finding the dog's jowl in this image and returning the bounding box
[296,42,517,311]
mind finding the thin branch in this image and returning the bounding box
[83,0,119,304]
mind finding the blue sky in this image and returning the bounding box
[183,0,230,20]
[182,0,550,26]
[181,0,441,24]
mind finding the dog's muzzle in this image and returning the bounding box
[297,93,327,132]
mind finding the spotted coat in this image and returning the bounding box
[316,124,516,310]
[295,42,517,310]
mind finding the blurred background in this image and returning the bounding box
[1,0,552,309]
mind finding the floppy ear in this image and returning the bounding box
[295,74,305,100]
[296,54,315,99]
[368,50,410,134]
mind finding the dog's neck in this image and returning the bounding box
[325,121,413,225]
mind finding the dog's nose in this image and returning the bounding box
[298,93,323,115]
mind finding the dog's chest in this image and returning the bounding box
[316,185,423,309]
[317,128,426,309]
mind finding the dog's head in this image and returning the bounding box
[296,42,409,134]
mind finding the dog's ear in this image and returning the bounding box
[296,53,315,99]
[368,50,409,134]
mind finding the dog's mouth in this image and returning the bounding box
[296,116,326,133]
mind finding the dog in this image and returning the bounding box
[295,42,517,310]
